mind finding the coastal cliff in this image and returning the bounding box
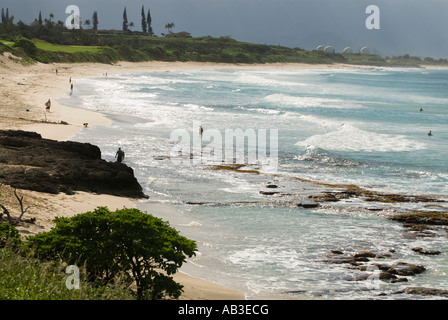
[0,130,146,199]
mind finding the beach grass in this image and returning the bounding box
[0,248,134,300]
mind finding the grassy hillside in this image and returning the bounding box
[0,25,447,67]
[1,34,346,65]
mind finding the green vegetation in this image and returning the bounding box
[1,4,448,67]
[0,247,133,300]
[32,39,103,54]
[0,207,197,300]
[1,7,446,67]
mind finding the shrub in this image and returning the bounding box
[13,38,38,57]
[0,222,22,249]
[27,207,197,300]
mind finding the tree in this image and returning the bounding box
[122,7,128,31]
[147,9,153,35]
[165,22,175,34]
[92,11,98,31]
[27,207,197,300]
[0,188,30,226]
[1,8,13,25]
[141,5,147,33]
[38,11,43,26]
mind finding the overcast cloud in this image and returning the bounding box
[1,0,448,58]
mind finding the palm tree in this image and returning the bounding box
[165,22,175,34]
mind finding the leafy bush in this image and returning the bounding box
[27,207,197,300]
[0,222,22,248]
[13,38,38,57]
[140,45,167,60]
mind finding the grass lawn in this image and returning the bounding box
[1,38,103,54]
[33,39,103,54]
[0,39,14,47]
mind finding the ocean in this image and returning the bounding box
[67,65,448,299]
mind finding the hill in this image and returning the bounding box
[0,21,447,67]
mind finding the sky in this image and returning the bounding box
[1,0,448,58]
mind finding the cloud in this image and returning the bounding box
[2,0,448,58]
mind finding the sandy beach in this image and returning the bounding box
[2,52,446,300]
[0,53,261,300]
[6,54,430,300]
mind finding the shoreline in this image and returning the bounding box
[2,56,280,300]
[2,57,448,300]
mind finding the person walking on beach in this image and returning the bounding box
[115,147,125,163]
[45,99,51,112]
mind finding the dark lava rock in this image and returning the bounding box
[297,202,320,208]
[389,211,448,226]
[354,251,377,259]
[0,130,146,198]
[309,193,340,202]
[345,271,407,283]
[387,262,426,276]
[412,247,441,255]
[401,287,448,298]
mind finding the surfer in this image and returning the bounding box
[428,130,432,136]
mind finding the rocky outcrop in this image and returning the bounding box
[324,249,427,285]
[0,130,146,198]
[396,287,448,298]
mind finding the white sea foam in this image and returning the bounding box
[233,72,305,87]
[265,94,365,109]
[72,68,448,300]
[296,124,427,152]
[243,107,282,115]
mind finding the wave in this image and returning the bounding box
[236,106,283,115]
[265,94,365,110]
[296,124,427,152]
[233,72,305,87]
[294,145,363,168]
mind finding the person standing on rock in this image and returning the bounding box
[115,147,125,163]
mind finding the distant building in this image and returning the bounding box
[316,45,325,52]
[360,47,370,55]
[343,47,353,54]
[324,46,335,54]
